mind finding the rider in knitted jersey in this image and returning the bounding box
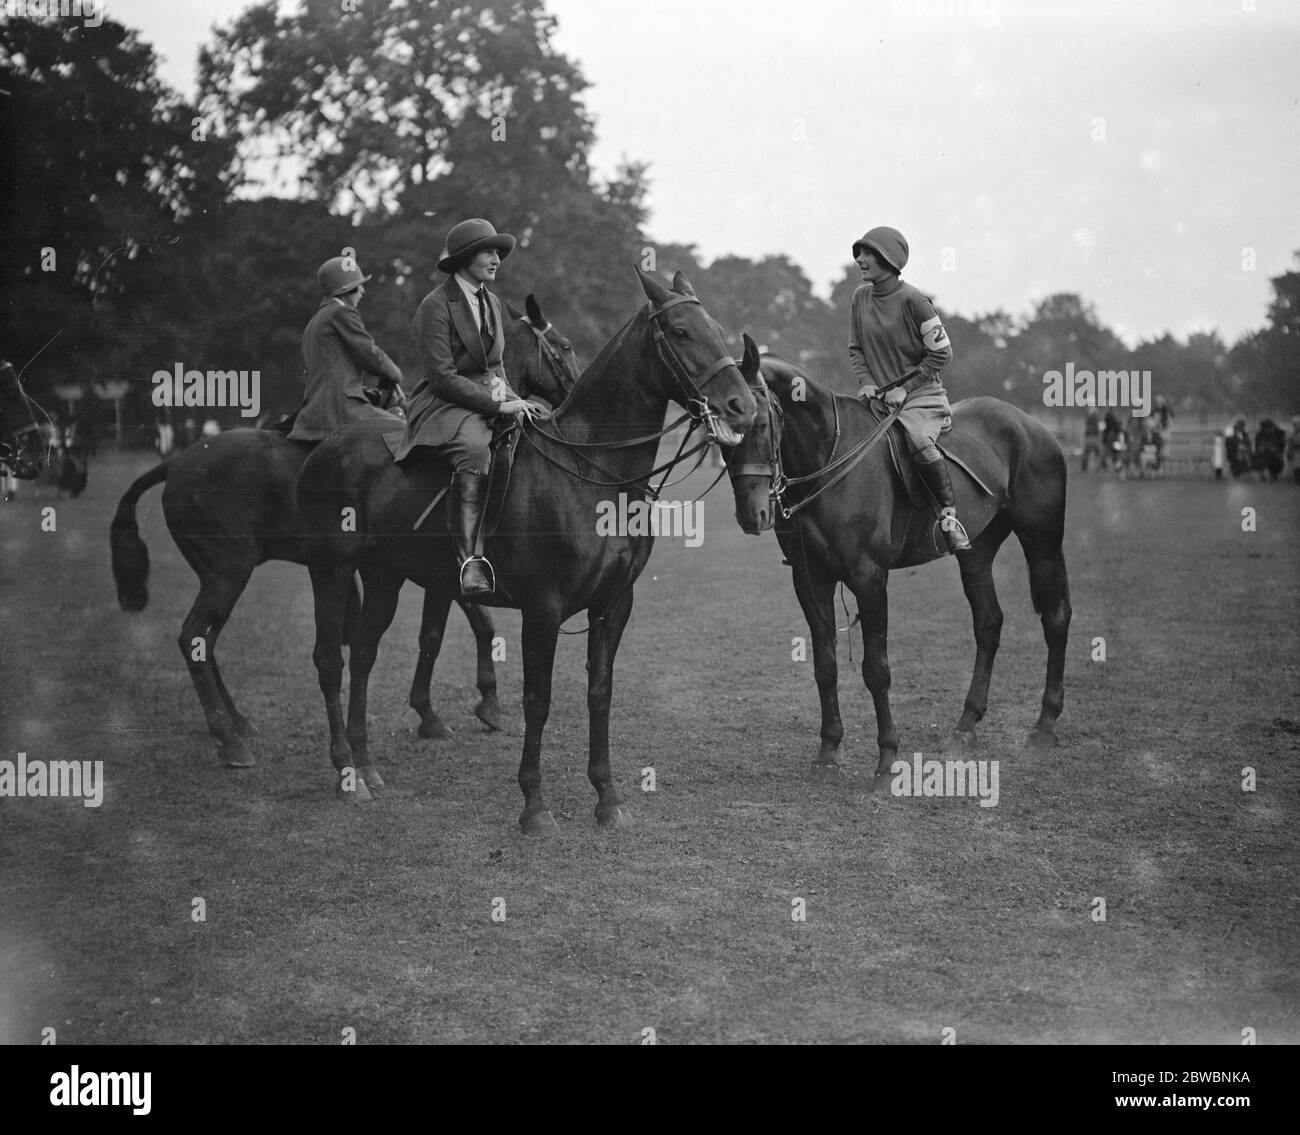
[849,226,970,555]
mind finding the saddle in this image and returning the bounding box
[862,398,999,510]
[402,417,522,537]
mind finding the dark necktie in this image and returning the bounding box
[476,287,491,336]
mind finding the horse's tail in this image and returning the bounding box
[110,461,169,612]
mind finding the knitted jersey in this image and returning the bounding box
[849,276,953,388]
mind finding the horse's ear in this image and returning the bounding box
[739,333,761,383]
[525,294,546,327]
[636,264,674,306]
[671,270,697,298]
[506,300,525,321]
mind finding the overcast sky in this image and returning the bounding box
[125,0,1298,345]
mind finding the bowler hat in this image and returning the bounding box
[852,226,909,272]
[318,256,371,297]
[438,218,516,274]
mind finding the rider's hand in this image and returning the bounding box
[857,384,877,400]
[523,400,552,421]
[499,399,547,420]
[883,386,907,408]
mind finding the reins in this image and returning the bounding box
[517,296,741,501]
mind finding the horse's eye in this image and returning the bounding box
[672,327,689,340]
[562,343,573,352]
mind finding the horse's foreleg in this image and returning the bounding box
[951,514,1012,746]
[790,553,843,774]
[309,561,362,801]
[1019,534,1071,747]
[586,587,635,829]
[458,599,503,731]
[410,589,453,739]
[179,572,254,768]
[517,609,561,834]
[345,567,404,791]
[851,570,897,787]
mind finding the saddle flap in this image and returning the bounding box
[863,397,999,510]
[406,418,521,535]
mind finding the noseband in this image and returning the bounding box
[728,373,786,484]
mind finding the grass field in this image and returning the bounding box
[1,448,1296,1044]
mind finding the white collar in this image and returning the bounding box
[455,273,489,305]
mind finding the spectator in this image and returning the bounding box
[1154,395,1173,433]
[1081,409,1102,472]
[156,408,174,456]
[1253,418,1286,482]
[1286,414,1300,485]
[1225,417,1253,478]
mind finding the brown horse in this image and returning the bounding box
[296,268,757,830]
[725,347,1071,786]
[110,297,579,767]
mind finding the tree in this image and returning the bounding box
[0,13,229,398]
[198,0,651,360]
[199,0,595,217]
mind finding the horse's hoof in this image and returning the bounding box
[867,771,895,796]
[337,773,373,804]
[232,716,260,739]
[360,765,385,792]
[519,809,558,836]
[475,697,503,732]
[417,715,452,740]
[810,760,841,780]
[1026,728,1059,749]
[596,804,633,830]
[946,729,978,749]
[218,739,255,768]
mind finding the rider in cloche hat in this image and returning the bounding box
[388,218,549,597]
[849,225,969,555]
[288,253,406,442]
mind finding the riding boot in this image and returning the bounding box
[915,457,971,554]
[451,470,494,596]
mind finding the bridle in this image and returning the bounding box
[728,368,898,521]
[520,317,577,402]
[518,296,744,498]
[644,294,741,446]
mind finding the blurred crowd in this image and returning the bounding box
[1077,400,1299,483]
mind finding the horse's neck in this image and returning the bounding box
[547,315,669,481]
[779,382,841,478]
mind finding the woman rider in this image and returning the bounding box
[849,226,969,555]
[389,219,549,596]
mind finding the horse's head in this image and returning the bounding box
[504,294,582,409]
[635,266,757,444]
[723,335,785,534]
[0,360,47,480]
